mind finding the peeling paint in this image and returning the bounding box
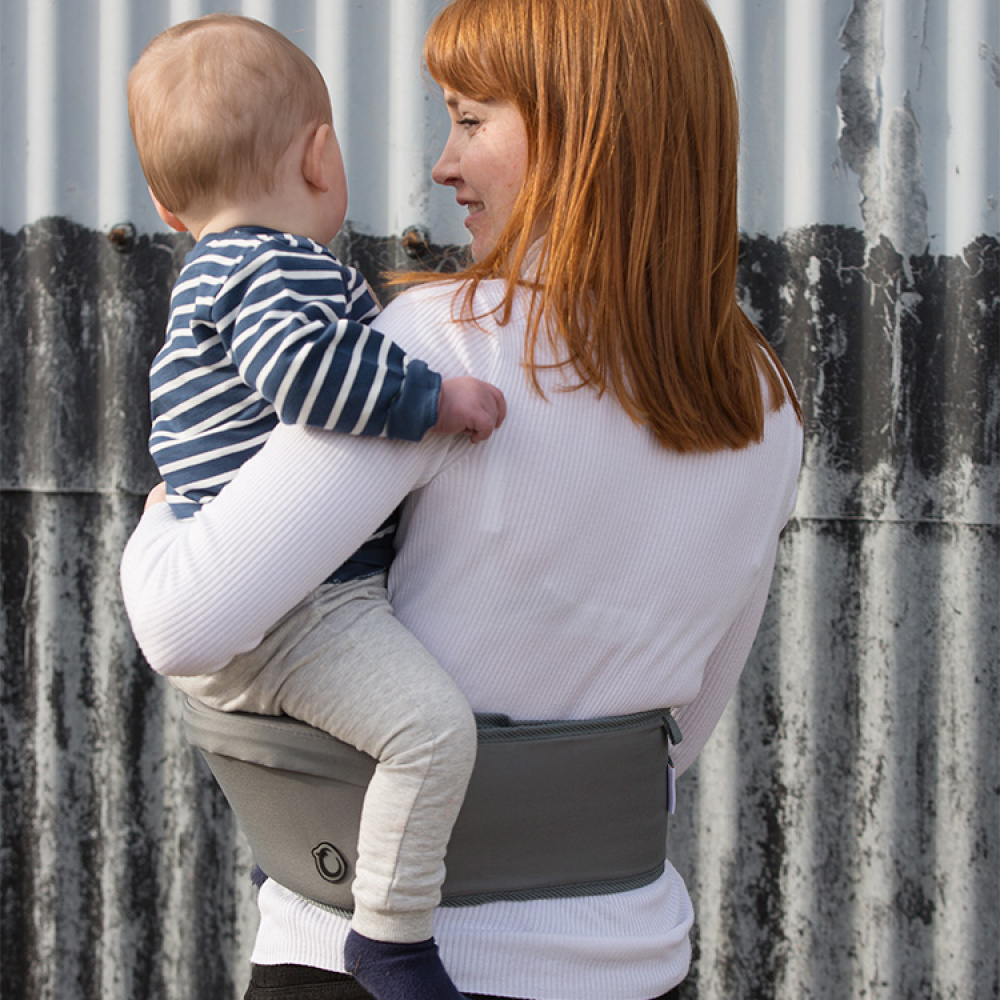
[837,0,931,259]
[881,98,929,267]
[739,227,999,524]
[982,41,1000,89]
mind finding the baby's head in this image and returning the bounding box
[128,14,332,218]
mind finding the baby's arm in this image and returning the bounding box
[221,247,439,441]
[223,246,506,443]
[346,267,506,442]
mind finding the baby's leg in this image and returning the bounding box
[253,578,475,999]
[272,578,477,943]
[172,577,474,997]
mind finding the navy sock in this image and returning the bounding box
[344,929,465,1000]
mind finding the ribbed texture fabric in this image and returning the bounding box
[253,868,696,1000]
[120,278,802,994]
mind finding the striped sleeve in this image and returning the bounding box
[214,242,440,441]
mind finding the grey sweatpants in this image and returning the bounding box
[171,575,476,943]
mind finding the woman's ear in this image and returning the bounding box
[301,123,333,192]
[150,189,189,233]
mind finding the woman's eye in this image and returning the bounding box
[458,117,480,129]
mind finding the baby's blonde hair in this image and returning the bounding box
[128,13,331,214]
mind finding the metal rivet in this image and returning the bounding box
[401,225,431,260]
[107,222,136,253]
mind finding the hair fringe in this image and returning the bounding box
[396,0,801,451]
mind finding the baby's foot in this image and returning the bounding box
[344,929,465,1000]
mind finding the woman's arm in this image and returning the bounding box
[120,421,457,676]
[670,557,776,775]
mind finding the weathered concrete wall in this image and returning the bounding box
[0,220,254,999]
[670,227,999,1000]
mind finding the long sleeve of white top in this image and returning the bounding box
[121,424,447,676]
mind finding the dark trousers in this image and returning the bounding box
[244,963,683,999]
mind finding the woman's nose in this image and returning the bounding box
[432,138,458,187]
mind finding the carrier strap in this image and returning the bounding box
[183,698,681,910]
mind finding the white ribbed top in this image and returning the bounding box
[121,278,802,998]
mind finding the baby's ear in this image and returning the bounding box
[301,123,332,192]
[150,189,188,232]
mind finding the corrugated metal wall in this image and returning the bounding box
[1,1,997,998]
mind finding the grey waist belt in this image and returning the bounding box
[182,697,681,910]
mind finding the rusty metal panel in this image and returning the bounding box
[1,1,997,998]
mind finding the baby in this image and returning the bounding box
[127,14,501,1000]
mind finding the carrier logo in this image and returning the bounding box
[312,842,348,883]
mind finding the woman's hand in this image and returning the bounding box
[144,482,168,511]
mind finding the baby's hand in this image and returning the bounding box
[433,376,507,443]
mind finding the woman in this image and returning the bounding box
[120,0,802,997]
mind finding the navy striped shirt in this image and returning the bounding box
[150,227,441,579]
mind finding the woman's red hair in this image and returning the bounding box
[417,0,800,451]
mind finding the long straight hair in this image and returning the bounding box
[418,0,800,451]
